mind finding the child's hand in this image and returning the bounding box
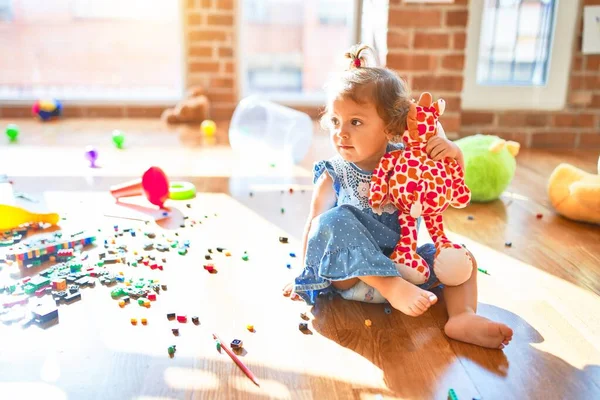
[426,137,459,161]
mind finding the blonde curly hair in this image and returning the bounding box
[321,44,411,142]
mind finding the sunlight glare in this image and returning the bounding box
[229,376,291,399]
[163,367,220,390]
[0,383,67,400]
[40,351,61,383]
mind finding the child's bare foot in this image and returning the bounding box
[444,312,513,349]
[379,277,438,317]
[282,282,302,301]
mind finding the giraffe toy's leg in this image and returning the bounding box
[422,214,460,252]
[369,152,398,214]
[389,213,430,285]
[449,163,471,208]
[423,214,473,286]
[369,152,397,215]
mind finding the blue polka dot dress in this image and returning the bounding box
[294,143,438,305]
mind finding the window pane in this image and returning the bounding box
[241,0,356,100]
[477,0,556,86]
[360,0,389,67]
[0,0,183,101]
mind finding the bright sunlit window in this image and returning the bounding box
[463,0,579,110]
[0,0,184,103]
[477,0,556,86]
[239,0,360,105]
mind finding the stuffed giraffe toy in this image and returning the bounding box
[369,92,473,286]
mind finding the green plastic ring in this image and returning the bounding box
[169,181,196,200]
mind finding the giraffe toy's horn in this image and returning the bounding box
[434,99,445,116]
[418,92,433,107]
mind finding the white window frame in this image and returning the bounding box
[462,0,580,111]
[237,0,362,106]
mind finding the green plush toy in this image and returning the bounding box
[455,134,520,202]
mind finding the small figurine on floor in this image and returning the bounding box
[161,86,210,124]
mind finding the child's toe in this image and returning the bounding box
[415,296,431,311]
[499,324,513,337]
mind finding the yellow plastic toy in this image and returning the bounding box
[547,155,600,225]
[200,120,217,137]
[0,204,60,231]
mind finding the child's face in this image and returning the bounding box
[328,96,389,170]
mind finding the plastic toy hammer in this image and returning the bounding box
[110,166,170,208]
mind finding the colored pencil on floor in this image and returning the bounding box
[213,333,260,387]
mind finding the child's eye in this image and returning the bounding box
[351,119,362,126]
[330,117,340,126]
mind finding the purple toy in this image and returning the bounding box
[85,146,98,168]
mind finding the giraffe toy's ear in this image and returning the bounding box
[418,92,433,108]
[434,99,445,116]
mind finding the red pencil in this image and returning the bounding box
[213,333,260,387]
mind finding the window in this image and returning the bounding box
[72,0,174,20]
[360,0,389,67]
[0,0,184,103]
[0,0,12,21]
[239,0,360,105]
[248,67,302,92]
[477,0,555,86]
[462,0,579,110]
[318,0,349,25]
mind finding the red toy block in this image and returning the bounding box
[203,264,215,273]
[148,293,157,301]
[176,315,187,323]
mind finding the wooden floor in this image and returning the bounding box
[0,119,599,400]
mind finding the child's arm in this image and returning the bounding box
[426,122,465,171]
[301,173,338,267]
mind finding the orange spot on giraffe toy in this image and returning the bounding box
[368,92,473,286]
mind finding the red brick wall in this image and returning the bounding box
[386,0,600,148]
[185,0,238,120]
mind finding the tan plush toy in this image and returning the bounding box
[548,155,600,225]
[161,86,210,124]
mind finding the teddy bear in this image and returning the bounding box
[454,134,520,202]
[369,92,473,286]
[161,86,210,124]
[548,155,600,225]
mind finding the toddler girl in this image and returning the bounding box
[283,44,513,349]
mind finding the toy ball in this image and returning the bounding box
[85,146,99,168]
[200,120,217,137]
[112,130,125,149]
[32,99,62,121]
[6,124,19,142]
[229,96,313,164]
[455,134,520,202]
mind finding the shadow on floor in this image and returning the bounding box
[310,293,600,400]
